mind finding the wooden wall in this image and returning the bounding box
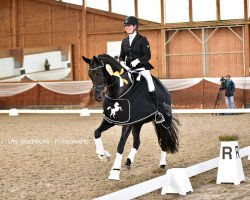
[0,0,85,80]
[166,27,246,78]
[0,83,247,109]
[0,85,91,109]
[86,11,162,77]
[0,0,250,108]
[171,81,246,109]
[3,0,247,80]
[166,29,203,78]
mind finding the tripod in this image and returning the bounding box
[214,89,223,109]
[212,88,224,116]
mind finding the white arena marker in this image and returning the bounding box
[9,108,19,116]
[161,168,193,196]
[80,108,90,116]
[94,175,170,200]
[216,141,245,185]
[95,146,249,199]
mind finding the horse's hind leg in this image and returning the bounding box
[125,123,143,169]
[108,125,132,180]
[153,122,168,170]
[159,150,167,169]
[94,119,114,160]
[154,120,179,170]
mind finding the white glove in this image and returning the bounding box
[131,59,140,67]
[120,61,130,71]
[120,61,126,67]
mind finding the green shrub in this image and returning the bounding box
[219,134,239,141]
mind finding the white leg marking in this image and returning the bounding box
[127,148,137,163]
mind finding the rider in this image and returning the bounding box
[119,16,165,123]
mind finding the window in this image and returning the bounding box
[62,0,82,6]
[192,0,216,21]
[86,0,109,11]
[165,0,189,23]
[138,0,161,23]
[111,0,134,16]
[220,0,244,20]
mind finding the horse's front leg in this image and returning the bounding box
[125,123,143,169]
[94,119,114,160]
[108,125,132,180]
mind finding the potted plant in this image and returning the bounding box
[44,59,50,71]
[216,134,245,185]
[218,134,239,142]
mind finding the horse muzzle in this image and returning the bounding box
[92,85,105,102]
[94,91,103,102]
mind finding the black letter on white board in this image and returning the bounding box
[235,146,240,158]
[222,147,232,159]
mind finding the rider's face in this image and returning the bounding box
[124,24,137,34]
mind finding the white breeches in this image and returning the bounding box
[139,70,155,92]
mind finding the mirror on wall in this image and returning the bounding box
[0,45,72,82]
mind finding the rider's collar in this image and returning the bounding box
[129,31,137,39]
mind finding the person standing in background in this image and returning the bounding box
[221,75,235,109]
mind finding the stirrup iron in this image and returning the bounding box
[155,112,165,124]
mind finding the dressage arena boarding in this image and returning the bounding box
[0,108,249,200]
[1,1,250,199]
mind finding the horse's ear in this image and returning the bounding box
[93,56,102,65]
[82,56,91,64]
[93,56,101,64]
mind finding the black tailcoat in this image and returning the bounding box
[119,33,154,70]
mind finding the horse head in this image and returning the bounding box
[83,54,131,101]
[82,55,106,102]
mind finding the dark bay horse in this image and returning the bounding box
[82,54,179,180]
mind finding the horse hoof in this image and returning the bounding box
[153,166,166,173]
[125,158,132,170]
[125,164,131,170]
[98,155,109,161]
[104,151,111,160]
[108,169,120,180]
[98,151,111,161]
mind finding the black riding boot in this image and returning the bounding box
[149,91,165,124]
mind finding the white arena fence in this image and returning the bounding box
[2,108,250,116]
[94,146,250,200]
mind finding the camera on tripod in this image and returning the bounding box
[219,77,226,91]
[213,76,226,110]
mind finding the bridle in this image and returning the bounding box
[92,84,105,93]
[89,59,129,92]
[89,61,106,93]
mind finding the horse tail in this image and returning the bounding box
[154,116,180,154]
[107,107,111,110]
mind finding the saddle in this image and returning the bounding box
[103,75,157,125]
